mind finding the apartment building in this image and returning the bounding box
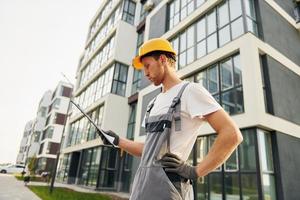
[16,120,34,165]
[36,82,73,173]
[58,0,300,199]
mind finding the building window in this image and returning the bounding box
[258,130,277,200]
[54,113,66,125]
[42,127,54,140]
[39,143,44,155]
[52,98,61,109]
[168,0,204,30]
[98,146,118,188]
[112,63,128,96]
[132,30,144,95]
[187,54,243,115]
[39,107,47,117]
[122,0,136,25]
[79,35,116,88]
[195,128,275,200]
[60,86,72,97]
[170,0,258,69]
[67,105,104,147]
[127,103,137,140]
[139,1,149,22]
[33,131,41,142]
[78,148,93,185]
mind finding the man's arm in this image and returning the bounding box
[195,109,243,177]
[118,138,144,157]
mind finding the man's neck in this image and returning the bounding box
[161,74,182,93]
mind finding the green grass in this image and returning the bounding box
[14,175,46,182]
[28,186,112,200]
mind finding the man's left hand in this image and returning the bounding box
[161,152,198,180]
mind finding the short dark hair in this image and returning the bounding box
[140,50,176,63]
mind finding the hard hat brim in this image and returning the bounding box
[132,56,143,70]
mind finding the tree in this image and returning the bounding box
[27,156,37,175]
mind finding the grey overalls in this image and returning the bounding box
[130,82,193,200]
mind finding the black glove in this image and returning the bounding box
[98,129,119,147]
[161,152,198,180]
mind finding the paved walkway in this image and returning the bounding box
[0,174,41,200]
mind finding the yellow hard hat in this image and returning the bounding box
[132,38,176,70]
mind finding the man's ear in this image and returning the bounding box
[159,54,167,64]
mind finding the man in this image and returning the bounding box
[101,38,243,200]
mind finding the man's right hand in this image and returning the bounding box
[98,129,119,147]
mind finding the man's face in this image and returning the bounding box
[141,56,165,86]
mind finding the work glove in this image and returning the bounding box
[98,129,119,147]
[161,152,198,180]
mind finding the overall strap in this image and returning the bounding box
[145,97,157,126]
[167,82,189,132]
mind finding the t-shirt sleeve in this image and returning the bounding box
[187,83,222,119]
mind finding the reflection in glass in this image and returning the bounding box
[229,0,242,20]
[225,174,240,199]
[207,10,217,35]
[197,40,206,59]
[245,0,256,19]
[222,89,235,114]
[258,130,274,172]
[233,54,242,85]
[196,137,208,163]
[195,71,207,88]
[207,33,217,53]
[179,51,187,68]
[221,58,234,91]
[241,174,259,200]
[247,17,258,35]
[197,176,208,200]
[210,173,223,200]
[219,25,231,46]
[187,47,195,64]
[208,66,219,94]
[197,18,206,42]
[218,1,229,28]
[225,150,238,171]
[240,130,257,171]
[236,87,244,113]
[263,174,277,200]
[231,17,244,39]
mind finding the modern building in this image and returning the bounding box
[16,120,34,165]
[36,81,73,174]
[58,0,300,200]
[16,83,72,174]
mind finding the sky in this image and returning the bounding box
[0,0,101,164]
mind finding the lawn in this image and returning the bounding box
[28,186,113,200]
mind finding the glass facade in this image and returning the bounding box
[132,30,144,95]
[79,35,116,87]
[186,54,244,115]
[168,0,207,30]
[74,62,128,115]
[194,129,276,200]
[78,147,101,186]
[67,105,104,147]
[170,0,258,70]
[87,0,121,41]
[98,146,119,188]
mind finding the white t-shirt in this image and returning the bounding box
[143,81,222,161]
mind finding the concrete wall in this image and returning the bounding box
[264,56,300,125]
[273,0,295,17]
[274,131,300,200]
[257,0,300,65]
[148,4,168,39]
